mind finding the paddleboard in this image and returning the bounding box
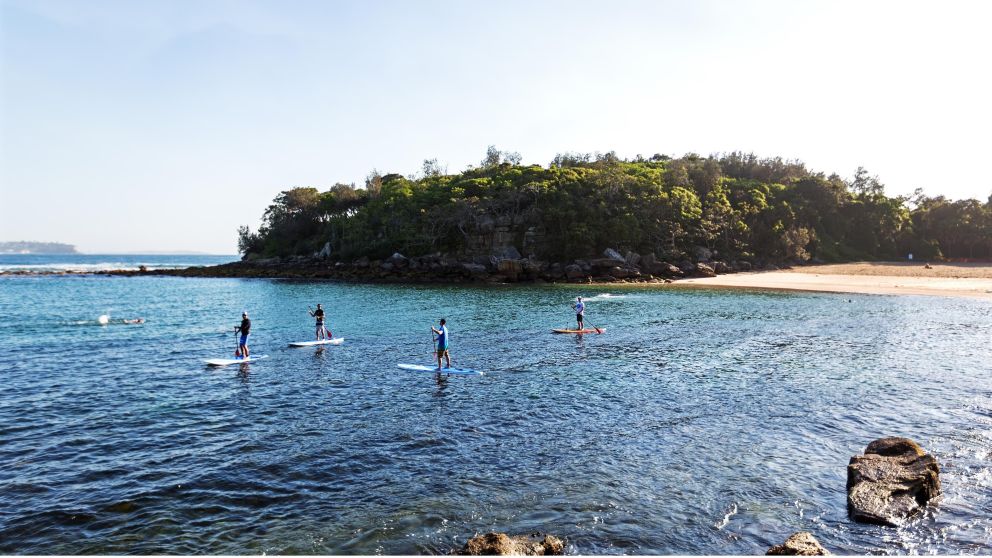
[397,363,484,376]
[289,338,344,347]
[552,328,605,334]
[205,355,269,367]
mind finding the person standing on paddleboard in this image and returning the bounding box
[431,319,451,370]
[308,304,327,340]
[573,297,586,330]
[235,312,251,358]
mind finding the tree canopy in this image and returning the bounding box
[238,150,992,264]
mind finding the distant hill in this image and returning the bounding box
[0,241,77,254]
[99,250,215,255]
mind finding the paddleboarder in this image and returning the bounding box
[431,319,451,370]
[573,296,585,330]
[308,304,328,340]
[235,311,251,358]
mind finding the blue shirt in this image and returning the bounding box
[575,302,585,315]
[437,325,448,347]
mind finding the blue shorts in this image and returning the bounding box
[240,334,249,345]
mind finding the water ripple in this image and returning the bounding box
[0,278,989,554]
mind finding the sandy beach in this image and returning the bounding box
[678,262,992,299]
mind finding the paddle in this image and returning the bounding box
[584,318,603,334]
[233,327,241,357]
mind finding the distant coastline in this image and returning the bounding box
[0,241,77,254]
[0,253,237,274]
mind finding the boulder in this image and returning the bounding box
[589,258,623,269]
[624,251,641,266]
[678,260,696,274]
[521,258,548,274]
[732,260,752,272]
[641,252,658,268]
[646,262,682,277]
[695,263,716,277]
[766,532,831,555]
[354,256,370,268]
[847,437,941,526]
[462,263,488,276]
[694,245,712,261]
[458,532,564,555]
[564,264,585,280]
[387,252,408,268]
[492,245,522,260]
[603,248,625,261]
[608,266,629,279]
[712,261,730,274]
[380,261,394,271]
[316,242,332,259]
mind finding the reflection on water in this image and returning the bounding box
[0,276,989,554]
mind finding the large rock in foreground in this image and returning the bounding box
[847,437,941,526]
[458,532,564,555]
[766,532,831,555]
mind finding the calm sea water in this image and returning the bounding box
[0,272,990,554]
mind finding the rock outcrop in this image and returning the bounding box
[603,248,624,261]
[766,532,830,555]
[458,532,564,556]
[847,437,941,526]
[695,262,716,277]
[68,241,798,282]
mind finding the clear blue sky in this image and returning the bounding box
[2,0,990,254]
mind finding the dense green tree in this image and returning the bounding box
[239,150,992,265]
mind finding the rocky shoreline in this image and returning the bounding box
[0,248,796,283]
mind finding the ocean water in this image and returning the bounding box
[0,274,990,554]
[0,254,237,273]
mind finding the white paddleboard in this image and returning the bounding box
[397,363,484,376]
[205,355,269,367]
[289,338,344,347]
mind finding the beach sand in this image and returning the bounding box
[678,262,992,299]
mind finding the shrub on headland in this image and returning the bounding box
[238,149,992,265]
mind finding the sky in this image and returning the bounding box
[1,0,990,254]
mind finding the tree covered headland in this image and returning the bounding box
[238,149,992,265]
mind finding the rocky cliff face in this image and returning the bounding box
[194,245,787,283]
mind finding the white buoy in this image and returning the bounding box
[98,314,110,325]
